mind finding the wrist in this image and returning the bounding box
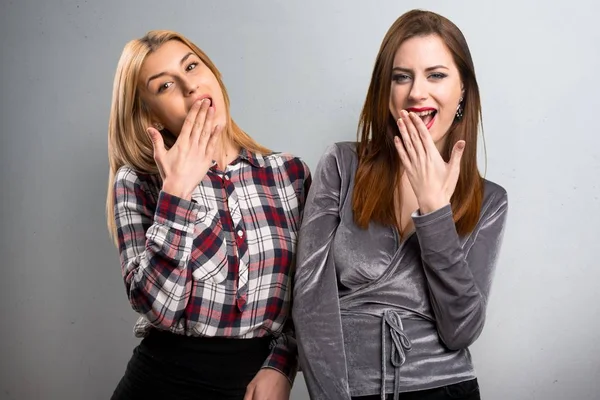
[418,197,450,215]
[162,180,192,201]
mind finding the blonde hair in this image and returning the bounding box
[106,30,271,244]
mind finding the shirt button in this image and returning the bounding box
[237,230,244,237]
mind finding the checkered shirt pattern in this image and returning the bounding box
[113,149,311,382]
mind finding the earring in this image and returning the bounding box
[455,98,464,120]
[154,122,164,131]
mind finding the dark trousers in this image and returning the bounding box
[353,378,480,400]
[111,329,272,400]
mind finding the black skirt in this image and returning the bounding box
[111,329,272,400]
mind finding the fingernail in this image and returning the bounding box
[457,141,465,150]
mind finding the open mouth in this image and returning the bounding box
[413,109,437,130]
[197,96,214,108]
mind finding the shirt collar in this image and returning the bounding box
[210,148,266,170]
[236,148,266,168]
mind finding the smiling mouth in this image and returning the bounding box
[413,110,437,129]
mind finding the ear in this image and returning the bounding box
[148,111,165,131]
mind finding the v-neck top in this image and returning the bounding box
[292,142,508,398]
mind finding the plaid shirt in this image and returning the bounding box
[113,149,311,383]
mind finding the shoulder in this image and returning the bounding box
[261,152,311,182]
[482,179,508,204]
[480,178,508,219]
[323,141,358,159]
[314,141,359,179]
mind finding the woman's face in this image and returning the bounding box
[389,34,463,150]
[137,40,227,135]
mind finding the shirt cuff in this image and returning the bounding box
[412,203,461,257]
[412,203,454,229]
[154,191,205,233]
[262,343,298,385]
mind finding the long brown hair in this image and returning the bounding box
[353,10,483,235]
[106,30,271,244]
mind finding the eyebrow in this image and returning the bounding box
[146,52,195,88]
[392,65,449,73]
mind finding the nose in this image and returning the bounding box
[407,76,428,103]
[182,76,198,96]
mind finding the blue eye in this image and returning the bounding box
[429,72,447,79]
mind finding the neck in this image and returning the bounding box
[214,134,241,170]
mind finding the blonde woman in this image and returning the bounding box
[106,30,310,400]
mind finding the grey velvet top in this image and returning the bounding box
[292,142,508,399]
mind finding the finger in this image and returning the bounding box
[406,112,426,158]
[243,385,254,400]
[449,140,466,173]
[179,99,204,142]
[394,135,411,172]
[203,124,222,158]
[198,105,215,147]
[409,111,436,154]
[397,116,417,163]
[146,127,166,161]
[190,99,211,144]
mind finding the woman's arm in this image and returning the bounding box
[414,189,508,349]
[292,144,352,400]
[114,168,213,329]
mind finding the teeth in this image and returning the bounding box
[414,110,436,116]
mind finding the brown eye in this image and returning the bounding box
[157,82,172,93]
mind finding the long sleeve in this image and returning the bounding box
[261,158,312,384]
[413,188,508,350]
[293,144,352,400]
[113,167,207,329]
[262,318,298,384]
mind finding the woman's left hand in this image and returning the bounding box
[244,368,291,400]
[394,110,466,214]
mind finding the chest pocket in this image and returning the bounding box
[188,192,229,285]
[241,178,299,277]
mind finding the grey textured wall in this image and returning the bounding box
[1,1,599,399]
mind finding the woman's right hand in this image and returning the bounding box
[146,99,222,200]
